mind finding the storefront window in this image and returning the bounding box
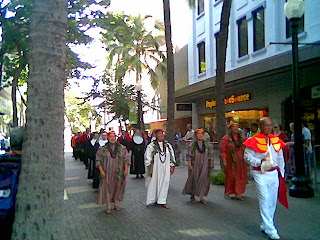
[202,109,268,139]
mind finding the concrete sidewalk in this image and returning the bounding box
[64,153,320,240]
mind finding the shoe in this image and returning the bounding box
[259,224,265,232]
[268,233,280,240]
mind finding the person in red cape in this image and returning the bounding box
[220,122,247,201]
[243,117,288,240]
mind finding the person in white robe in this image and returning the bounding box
[145,129,175,209]
[244,117,287,240]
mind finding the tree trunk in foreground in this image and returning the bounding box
[12,0,67,239]
[163,0,175,145]
[215,0,232,169]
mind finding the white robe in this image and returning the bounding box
[244,142,285,235]
[145,141,175,205]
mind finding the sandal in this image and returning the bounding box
[190,197,196,203]
[224,193,230,199]
[200,199,207,204]
[235,196,244,201]
[105,209,111,214]
[114,206,121,211]
[162,204,170,209]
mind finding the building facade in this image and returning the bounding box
[174,0,320,143]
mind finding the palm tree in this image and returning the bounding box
[102,14,166,131]
[185,0,233,169]
[12,0,67,239]
[163,0,175,145]
[215,0,233,147]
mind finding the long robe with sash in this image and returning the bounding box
[243,132,287,236]
[145,140,175,205]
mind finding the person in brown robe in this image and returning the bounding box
[220,122,247,201]
[182,129,214,204]
[96,131,129,214]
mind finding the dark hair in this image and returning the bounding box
[10,127,25,151]
[250,123,258,128]
[302,120,308,128]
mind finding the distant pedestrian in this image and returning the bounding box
[285,123,296,180]
[183,124,194,140]
[117,130,131,152]
[201,127,211,142]
[145,129,175,208]
[96,131,130,214]
[87,133,100,181]
[180,124,194,165]
[244,117,288,240]
[71,133,77,158]
[182,129,214,204]
[247,122,260,138]
[220,122,247,201]
[130,130,146,179]
[302,120,313,177]
[273,124,288,142]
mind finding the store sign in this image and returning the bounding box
[177,104,192,111]
[206,93,251,108]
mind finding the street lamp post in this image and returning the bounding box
[136,83,143,130]
[284,0,314,198]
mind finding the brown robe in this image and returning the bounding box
[220,135,247,196]
[96,144,129,205]
[182,141,214,198]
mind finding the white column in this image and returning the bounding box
[192,103,199,129]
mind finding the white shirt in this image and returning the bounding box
[184,129,194,140]
[302,127,312,153]
[244,141,285,177]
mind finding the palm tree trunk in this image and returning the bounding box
[12,0,67,239]
[11,61,26,127]
[215,0,232,169]
[163,0,175,145]
[11,76,18,127]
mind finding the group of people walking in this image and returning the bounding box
[73,117,292,240]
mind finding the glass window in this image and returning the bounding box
[237,17,248,58]
[253,8,265,51]
[286,16,304,38]
[197,41,206,74]
[198,0,204,15]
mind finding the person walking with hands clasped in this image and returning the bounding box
[96,131,130,214]
[220,122,247,201]
[182,129,214,204]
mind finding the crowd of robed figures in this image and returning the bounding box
[70,115,312,240]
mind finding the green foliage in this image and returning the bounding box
[0,0,112,90]
[210,170,225,185]
[100,13,166,90]
[87,68,136,122]
[65,92,102,133]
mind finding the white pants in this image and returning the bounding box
[253,170,279,235]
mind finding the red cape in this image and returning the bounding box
[243,132,286,153]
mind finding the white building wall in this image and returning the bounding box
[188,0,320,85]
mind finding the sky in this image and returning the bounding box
[70,0,192,124]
